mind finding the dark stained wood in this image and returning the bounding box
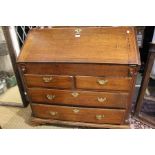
[135,45,155,115]
[76,76,132,91]
[28,88,129,108]
[19,63,130,77]
[24,74,73,89]
[31,103,126,125]
[31,116,130,128]
[134,43,155,127]
[17,27,140,65]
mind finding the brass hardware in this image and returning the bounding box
[96,114,105,120]
[71,92,79,97]
[129,67,138,77]
[97,79,108,85]
[46,94,55,100]
[73,109,80,114]
[97,97,107,103]
[22,68,25,72]
[126,30,130,34]
[75,28,82,34]
[43,77,53,83]
[50,111,58,116]
[75,28,82,37]
[21,65,26,73]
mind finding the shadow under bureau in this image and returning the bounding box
[17,27,140,128]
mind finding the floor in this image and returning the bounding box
[0,85,22,105]
[0,105,62,129]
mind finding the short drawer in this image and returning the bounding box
[76,76,132,91]
[28,88,128,109]
[31,104,126,125]
[24,74,73,89]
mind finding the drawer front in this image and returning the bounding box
[31,104,126,124]
[19,63,130,77]
[76,76,132,91]
[24,74,73,89]
[28,88,128,108]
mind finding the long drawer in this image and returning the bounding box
[76,76,132,91]
[31,104,126,125]
[24,74,73,89]
[28,88,128,108]
[19,63,130,76]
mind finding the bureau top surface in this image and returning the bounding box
[17,27,140,65]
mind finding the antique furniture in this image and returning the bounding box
[17,27,140,128]
[135,43,155,127]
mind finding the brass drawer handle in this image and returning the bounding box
[50,111,58,116]
[71,92,79,97]
[97,97,107,103]
[97,79,108,85]
[43,77,53,83]
[96,114,105,120]
[46,94,55,100]
[73,109,80,113]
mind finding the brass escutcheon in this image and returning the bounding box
[75,28,82,37]
[75,28,82,34]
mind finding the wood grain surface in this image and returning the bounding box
[19,63,130,76]
[17,27,140,65]
[76,76,132,91]
[31,103,126,124]
[28,88,129,108]
[24,74,73,89]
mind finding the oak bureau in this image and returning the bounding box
[17,27,140,128]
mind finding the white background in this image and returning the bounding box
[0,0,155,155]
[0,0,155,25]
[1,130,155,155]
